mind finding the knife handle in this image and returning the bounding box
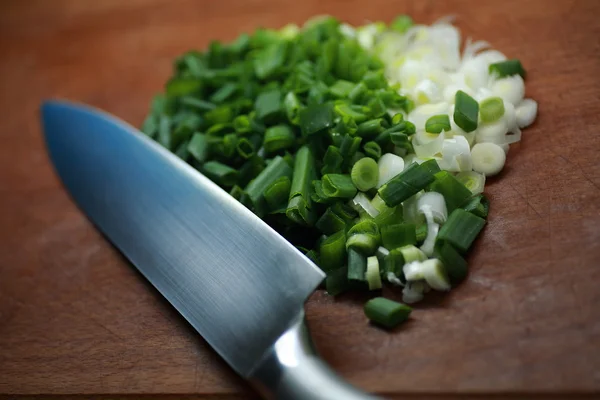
[249,312,381,400]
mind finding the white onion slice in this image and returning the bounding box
[516,98,538,128]
[377,153,405,188]
[408,102,450,129]
[440,135,472,172]
[417,192,448,223]
[414,131,445,158]
[490,75,525,105]
[351,193,379,218]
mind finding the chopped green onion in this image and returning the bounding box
[287,146,316,225]
[489,59,526,78]
[236,138,255,159]
[331,202,358,224]
[390,132,413,153]
[284,92,303,125]
[455,171,486,195]
[322,146,344,175]
[461,194,490,219]
[339,134,362,162]
[370,194,388,213]
[157,115,172,149]
[351,192,380,218]
[264,125,295,154]
[254,41,288,79]
[347,247,367,282]
[454,90,479,133]
[398,245,427,263]
[300,103,335,136]
[315,207,347,235]
[417,191,448,224]
[416,222,428,244]
[419,159,441,175]
[437,209,486,253]
[264,176,291,211]
[229,185,244,201]
[322,174,357,199]
[351,157,379,191]
[238,155,265,188]
[364,297,412,329]
[376,153,405,188]
[362,70,387,90]
[233,114,251,134]
[245,156,292,205]
[166,77,202,97]
[356,119,386,139]
[141,115,158,138]
[346,234,379,255]
[348,82,368,103]
[202,161,238,187]
[378,162,435,207]
[305,249,319,265]
[425,114,451,133]
[479,97,505,123]
[390,15,413,34]
[428,171,473,212]
[329,80,356,98]
[381,223,416,249]
[187,133,209,163]
[334,103,368,123]
[181,96,217,111]
[255,89,282,122]
[326,266,351,296]
[210,82,238,103]
[366,256,382,290]
[311,180,335,204]
[435,241,468,284]
[319,231,347,271]
[383,248,405,286]
[471,142,506,177]
[174,139,190,160]
[407,259,450,291]
[346,219,380,254]
[373,202,403,228]
[363,141,382,160]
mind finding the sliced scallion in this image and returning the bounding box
[461,194,490,219]
[437,208,486,253]
[479,97,505,123]
[202,161,238,187]
[366,256,382,290]
[348,247,367,282]
[378,162,435,207]
[364,297,412,329]
[322,174,357,199]
[454,90,479,133]
[319,231,347,271]
[381,223,416,249]
[425,114,451,134]
[351,157,379,191]
[489,59,526,78]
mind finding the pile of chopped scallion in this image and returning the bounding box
[141,15,537,329]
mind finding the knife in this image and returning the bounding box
[41,100,380,400]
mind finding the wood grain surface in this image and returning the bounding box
[1,0,599,398]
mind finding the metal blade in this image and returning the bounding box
[41,100,325,377]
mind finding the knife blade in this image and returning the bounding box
[41,100,379,400]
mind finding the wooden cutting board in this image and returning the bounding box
[1,0,599,398]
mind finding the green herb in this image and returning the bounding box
[364,297,412,329]
[454,90,479,133]
[489,59,526,78]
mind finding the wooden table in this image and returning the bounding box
[1,0,599,398]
